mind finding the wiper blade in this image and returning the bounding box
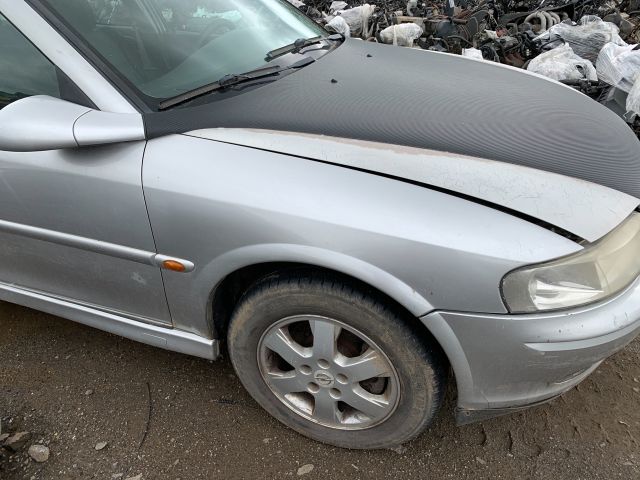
[158,56,315,111]
[265,34,343,61]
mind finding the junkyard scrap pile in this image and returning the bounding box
[291,0,640,136]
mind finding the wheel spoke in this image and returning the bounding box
[313,391,341,424]
[340,349,391,382]
[310,319,339,360]
[342,385,391,421]
[265,372,304,395]
[263,328,309,368]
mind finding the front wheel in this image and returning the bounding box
[227,272,446,449]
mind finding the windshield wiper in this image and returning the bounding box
[158,56,315,110]
[265,34,343,61]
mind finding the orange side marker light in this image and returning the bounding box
[162,260,186,272]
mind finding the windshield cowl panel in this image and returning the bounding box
[42,0,328,109]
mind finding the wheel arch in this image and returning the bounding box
[211,259,454,370]
[205,244,459,390]
[203,244,434,340]
[204,242,473,422]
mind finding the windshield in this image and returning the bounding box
[42,0,327,105]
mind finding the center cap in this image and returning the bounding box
[313,370,335,387]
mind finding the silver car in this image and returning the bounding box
[1,0,640,449]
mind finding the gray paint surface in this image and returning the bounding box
[0,96,145,152]
[0,96,90,152]
[190,129,639,242]
[424,276,640,414]
[0,280,217,359]
[142,134,581,337]
[146,39,640,199]
[0,141,171,323]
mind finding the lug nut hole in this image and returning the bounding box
[329,388,342,399]
[300,365,312,375]
[317,359,330,369]
[308,382,320,393]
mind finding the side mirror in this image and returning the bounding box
[0,96,145,152]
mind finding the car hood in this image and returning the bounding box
[186,128,638,243]
[145,38,640,241]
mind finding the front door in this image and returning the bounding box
[0,12,171,324]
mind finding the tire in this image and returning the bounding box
[227,271,446,449]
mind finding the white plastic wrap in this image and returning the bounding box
[379,23,423,47]
[286,0,306,7]
[483,30,500,40]
[538,16,626,62]
[329,1,348,12]
[462,47,484,60]
[326,16,351,37]
[338,4,376,39]
[626,76,640,118]
[596,42,640,92]
[526,44,598,81]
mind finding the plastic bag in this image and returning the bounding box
[527,44,598,81]
[285,0,305,7]
[537,16,626,63]
[596,42,640,92]
[329,1,348,12]
[379,23,423,47]
[626,76,640,118]
[462,47,484,60]
[326,16,351,37]
[338,4,376,39]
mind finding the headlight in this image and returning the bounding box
[501,213,640,313]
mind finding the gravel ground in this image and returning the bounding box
[1,300,639,480]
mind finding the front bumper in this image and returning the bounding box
[421,276,640,425]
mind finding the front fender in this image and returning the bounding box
[143,134,582,338]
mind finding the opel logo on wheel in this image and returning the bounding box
[314,370,335,387]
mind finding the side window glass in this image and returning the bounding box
[0,14,61,109]
[95,0,134,26]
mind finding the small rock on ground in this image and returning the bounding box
[95,441,108,451]
[390,445,407,454]
[5,432,31,451]
[297,464,314,476]
[28,445,50,463]
[125,475,142,480]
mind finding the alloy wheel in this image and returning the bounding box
[257,315,400,430]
